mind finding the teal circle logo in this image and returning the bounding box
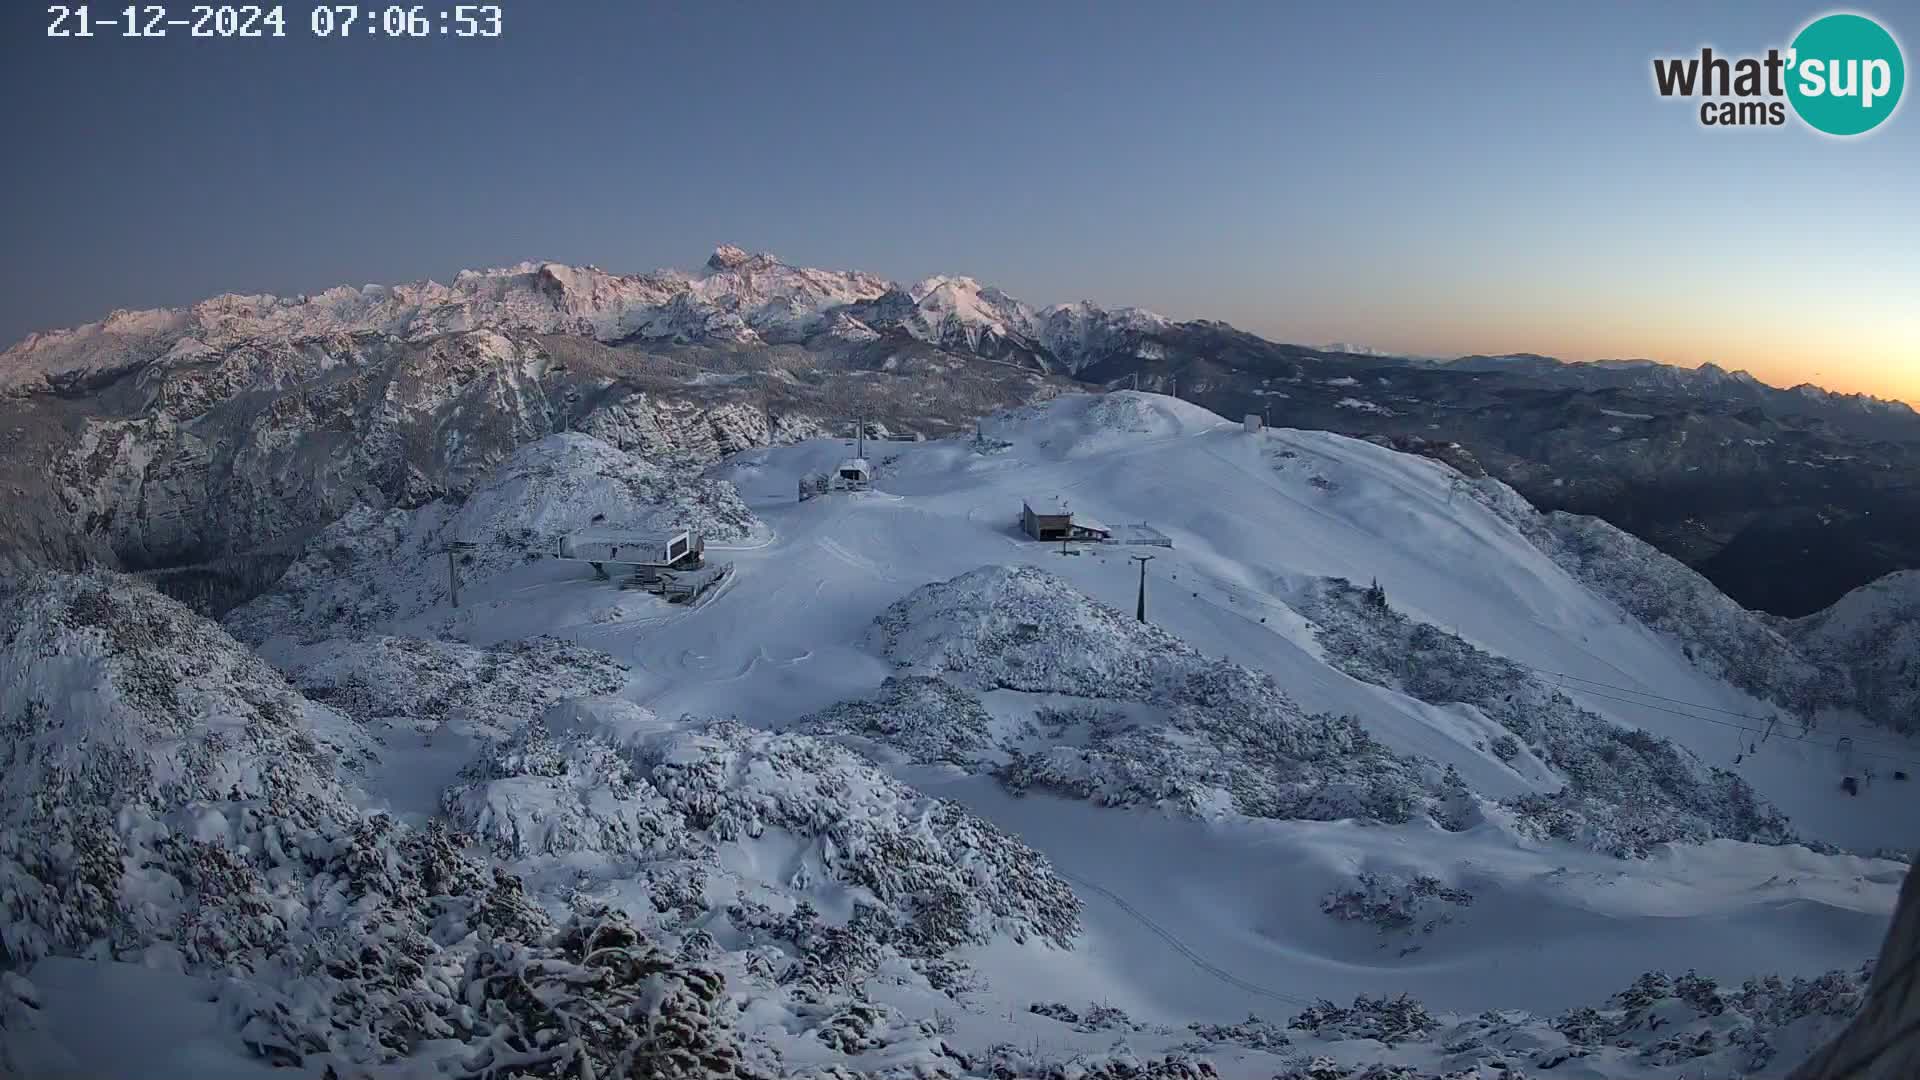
[1787,13,1905,135]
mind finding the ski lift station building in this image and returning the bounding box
[552,526,733,604]
[555,528,705,569]
[800,457,873,500]
[1022,497,1112,542]
[833,457,872,491]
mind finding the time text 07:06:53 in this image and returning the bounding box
[46,5,504,38]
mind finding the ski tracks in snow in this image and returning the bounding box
[1055,869,1316,1008]
[816,534,901,583]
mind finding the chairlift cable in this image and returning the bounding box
[1535,669,1920,756]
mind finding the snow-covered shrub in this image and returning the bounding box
[646,719,1082,955]
[1033,702,1125,735]
[800,998,946,1054]
[444,704,1082,972]
[0,573,766,1075]
[0,572,372,966]
[1274,1061,1526,1080]
[1164,663,1432,823]
[447,906,767,1080]
[1550,965,1870,1076]
[978,1043,1221,1080]
[912,953,982,1001]
[725,896,895,997]
[1322,872,1474,937]
[1504,764,1790,859]
[1183,1014,1293,1052]
[444,709,681,859]
[1289,995,1441,1047]
[277,633,628,736]
[874,564,1203,700]
[1026,1000,1144,1032]
[996,735,1202,811]
[1463,479,1821,713]
[1303,577,1796,856]
[995,710,1430,824]
[1029,1000,1081,1024]
[1083,391,1196,437]
[1269,961,1874,1080]
[213,815,555,1066]
[878,566,1446,825]
[793,675,993,764]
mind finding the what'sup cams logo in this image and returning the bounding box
[1653,11,1904,135]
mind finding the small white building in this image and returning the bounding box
[1244,413,1263,434]
[830,457,872,492]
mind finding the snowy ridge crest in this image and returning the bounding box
[1790,570,1920,735]
[1460,475,1824,712]
[1,246,1169,390]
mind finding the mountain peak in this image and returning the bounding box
[908,275,984,302]
[706,244,760,271]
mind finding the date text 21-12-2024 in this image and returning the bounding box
[47,5,504,39]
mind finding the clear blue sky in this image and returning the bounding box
[2,2,1914,397]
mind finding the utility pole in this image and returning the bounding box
[444,541,477,609]
[1131,554,1155,623]
[765,400,776,447]
[1131,372,1138,391]
[1170,375,1177,399]
[856,416,866,460]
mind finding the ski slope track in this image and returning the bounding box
[8,391,1917,1079]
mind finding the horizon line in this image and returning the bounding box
[2,249,1911,411]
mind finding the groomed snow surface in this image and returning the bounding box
[6,392,1917,1079]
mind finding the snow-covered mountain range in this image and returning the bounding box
[4,391,1916,1078]
[9,249,1899,416]
[7,245,1920,622]
[0,246,1167,395]
[0,246,1179,588]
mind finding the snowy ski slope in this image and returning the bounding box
[24,391,1907,1078]
[322,392,1914,1021]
